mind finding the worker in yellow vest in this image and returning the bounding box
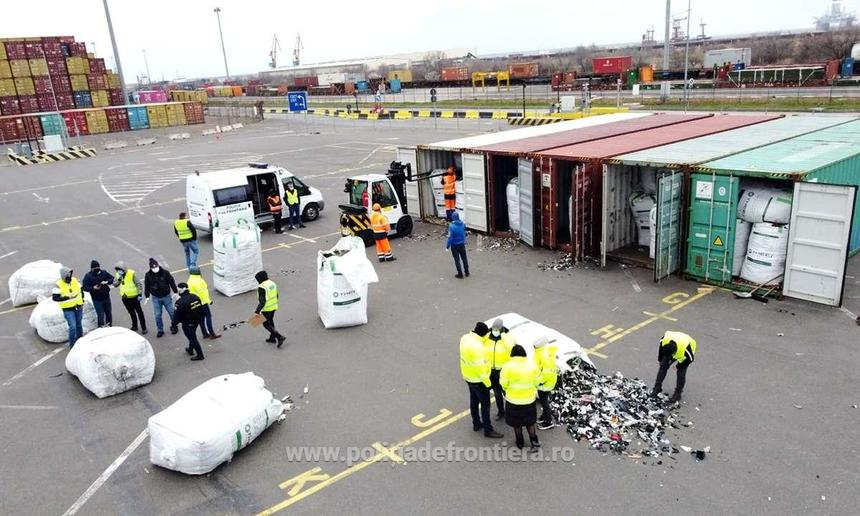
[174,212,199,269]
[499,344,541,450]
[188,266,221,340]
[651,330,697,405]
[460,322,504,438]
[113,261,147,335]
[254,270,285,348]
[52,266,84,347]
[370,203,395,262]
[534,336,559,430]
[484,318,514,420]
[285,181,305,230]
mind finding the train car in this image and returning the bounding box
[592,56,633,75]
[508,62,539,79]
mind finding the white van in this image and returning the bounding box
[186,163,325,231]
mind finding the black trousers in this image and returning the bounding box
[654,355,691,396]
[272,211,283,232]
[538,390,552,423]
[489,368,505,415]
[182,322,204,358]
[262,310,282,339]
[467,381,494,434]
[121,297,146,331]
[450,244,469,275]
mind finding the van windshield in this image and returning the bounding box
[213,185,250,207]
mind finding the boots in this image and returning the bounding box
[530,435,542,451]
[515,435,525,450]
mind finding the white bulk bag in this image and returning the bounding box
[148,372,284,475]
[65,327,155,398]
[740,223,789,285]
[213,221,263,296]
[737,186,792,224]
[317,236,379,329]
[28,293,99,343]
[430,172,446,217]
[649,206,657,259]
[629,192,655,247]
[8,260,63,306]
[733,219,753,277]
[506,178,520,233]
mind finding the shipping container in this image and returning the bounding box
[32,75,51,95]
[293,76,319,88]
[69,42,87,57]
[63,110,89,136]
[46,57,67,76]
[689,120,860,306]
[9,59,30,78]
[842,58,855,78]
[14,76,35,95]
[0,78,15,97]
[36,93,56,111]
[508,62,540,79]
[231,85,243,97]
[318,72,348,86]
[27,58,48,76]
[0,60,10,79]
[52,75,72,93]
[108,89,125,106]
[55,93,75,111]
[40,38,63,59]
[183,102,205,124]
[91,90,109,107]
[0,116,20,142]
[84,108,109,134]
[105,107,130,132]
[40,113,65,136]
[146,104,168,127]
[66,57,88,75]
[106,72,120,89]
[165,102,186,126]
[703,48,751,68]
[826,59,841,82]
[24,41,44,58]
[639,66,654,83]
[0,42,5,61]
[18,94,39,114]
[73,91,92,108]
[20,115,43,139]
[127,105,149,130]
[592,56,633,75]
[441,66,469,82]
[4,41,27,60]
[0,96,21,115]
[137,90,169,103]
[344,81,356,94]
[88,74,107,90]
[386,70,412,83]
[89,58,105,74]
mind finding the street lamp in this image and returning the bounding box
[102,0,129,103]
[213,7,230,79]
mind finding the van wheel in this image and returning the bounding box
[302,203,320,222]
[396,215,413,237]
[359,229,375,248]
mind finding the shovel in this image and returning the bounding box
[732,274,783,300]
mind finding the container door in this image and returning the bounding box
[654,170,683,281]
[685,173,739,285]
[396,146,420,218]
[462,153,488,232]
[601,167,608,267]
[518,157,534,246]
[783,182,856,306]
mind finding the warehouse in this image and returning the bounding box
[688,119,860,306]
[605,114,859,279]
[394,112,648,232]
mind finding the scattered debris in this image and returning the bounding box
[729,328,742,332]
[279,269,296,276]
[693,450,707,461]
[538,254,577,271]
[220,321,247,332]
[821,495,826,501]
[776,333,784,337]
[478,235,520,253]
[50,372,63,378]
[852,404,857,409]
[793,404,803,409]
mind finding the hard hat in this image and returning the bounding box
[372,203,381,211]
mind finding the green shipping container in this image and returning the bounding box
[39,113,64,136]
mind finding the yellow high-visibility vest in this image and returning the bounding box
[56,278,83,309]
[116,269,139,298]
[661,331,697,364]
[285,189,299,205]
[260,280,279,312]
[484,331,515,370]
[174,219,193,240]
[187,274,211,305]
[500,356,540,405]
[460,332,490,385]
[536,344,558,392]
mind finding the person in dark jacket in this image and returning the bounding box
[254,270,285,348]
[445,211,469,279]
[174,282,204,361]
[144,258,178,338]
[82,260,113,328]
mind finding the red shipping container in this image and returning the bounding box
[24,41,45,58]
[88,74,107,90]
[18,95,40,114]
[20,115,43,138]
[33,76,52,95]
[69,42,87,57]
[58,36,76,44]
[46,57,67,75]
[183,102,204,124]
[89,58,105,74]
[105,108,130,132]
[0,117,20,143]
[508,62,539,79]
[55,93,75,110]
[52,75,72,93]
[4,41,27,60]
[108,89,125,106]
[62,111,89,136]
[37,93,56,111]
[293,76,319,87]
[0,96,21,115]
[41,41,63,58]
[592,56,633,75]
[441,66,469,82]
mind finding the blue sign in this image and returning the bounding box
[287,91,308,112]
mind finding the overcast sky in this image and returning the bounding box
[0,0,856,81]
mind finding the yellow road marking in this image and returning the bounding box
[411,409,452,428]
[587,286,715,354]
[642,311,678,322]
[257,408,471,515]
[371,442,405,464]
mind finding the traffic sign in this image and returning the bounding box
[430,88,437,96]
[287,91,308,112]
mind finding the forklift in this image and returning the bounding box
[340,161,458,247]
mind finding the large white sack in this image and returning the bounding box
[649,206,657,259]
[148,372,283,475]
[740,223,789,285]
[8,260,63,307]
[733,219,753,277]
[737,186,792,224]
[506,178,520,233]
[213,222,263,296]
[65,327,155,398]
[430,172,446,217]
[317,236,379,329]
[28,293,99,343]
[629,192,655,247]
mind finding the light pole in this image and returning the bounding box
[142,49,152,85]
[213,7,230,79]
[683,0,692,111]
[102,0,129,103]
[661,0,671,101]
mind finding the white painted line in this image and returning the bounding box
[359,146,381,164]
[623,268,642,293]
[1,347,63,388]
[0,297,11,306]
[112,235,151,258]
[839,306,856,321]
[0,404,58,410]
[287,233,317,244]
[62,428,149,516]
[0,250,17,260]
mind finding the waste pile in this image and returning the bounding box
[550,362,692,458]
[478,235,520,253]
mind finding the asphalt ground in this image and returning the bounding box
[1,116,859,515]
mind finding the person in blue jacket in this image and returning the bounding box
[445,212,469,279]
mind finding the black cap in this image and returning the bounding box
[473,322,489,336]
[90,260,100,269]
[177,282,188,289]
[149,258,158,267]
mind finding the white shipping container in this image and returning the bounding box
[317,72,347,86]
[704,48,752,68]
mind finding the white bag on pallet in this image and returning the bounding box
[740,222,789,285]
[8,260,63,306]
[649,207,657,259]
[737,186,792,224]
[733,219,753,277]
[507,178,520,233]
[28,293,99,343]
[148,372,284,475]
[629,192,655,247]
[317,236,379,329]
[65,327,155,398]
[213,222,263,296]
